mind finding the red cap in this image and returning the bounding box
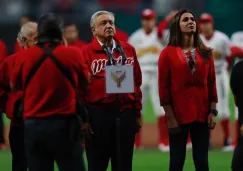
[141,9,156,19]
[199,13,214,23]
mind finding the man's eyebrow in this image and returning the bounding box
[100,19,113,22]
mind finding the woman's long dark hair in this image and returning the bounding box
[168,9,212,59]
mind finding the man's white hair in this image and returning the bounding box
[17,21,37,46]
[90,10,115,27]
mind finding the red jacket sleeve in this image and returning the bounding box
[0,55,15,92]
[157,19,170,39]
[158,48,171,105]
[76,48,90,88]
[230,46,243,58]
[10,56,23,91]
[226,46,243,67]
[207,57,218,103]
[132,47,142,116]
[0,40,8,63]
[0,88,7,113]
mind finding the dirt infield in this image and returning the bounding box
[142,122,237,148]
[3,122,237,149]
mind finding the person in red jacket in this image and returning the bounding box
[63,21,88,150]
[115,27,129,42]
[63,22,87,49]
[83,10,142,171]
[0,39,8,62]
[14,15,35,53]
[129,9,191,151]
[7,14,90,171]
[158,9,218,171]
[0,21,37,171]
[0,39,8,150]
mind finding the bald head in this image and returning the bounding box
[17,22,38,48]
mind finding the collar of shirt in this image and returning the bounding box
[97,39,116,54]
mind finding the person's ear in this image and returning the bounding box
[91,27,96,36]
[21,37,27,43]
[62,37,68,46]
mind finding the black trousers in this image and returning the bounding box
[231,121,243,171]
[169,121,210,171]
[85,108,137,171]
[9,123,28,171]
[24,115,86,171]
[0,112,4,144]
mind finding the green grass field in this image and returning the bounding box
[0,89,237,170]
[0,149,234,171]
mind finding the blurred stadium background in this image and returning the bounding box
[1,0,243,170]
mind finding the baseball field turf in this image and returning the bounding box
[0,149,234,171]
[0,90,236,170]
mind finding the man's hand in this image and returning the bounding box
[167,116,178,128]
[208,113,216,129]
[167,116,181,134]
[81,122,94,138]
[240,124,243,137]
[136,117,142,133]
[234,96,238,107]
[165,10,179,21]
